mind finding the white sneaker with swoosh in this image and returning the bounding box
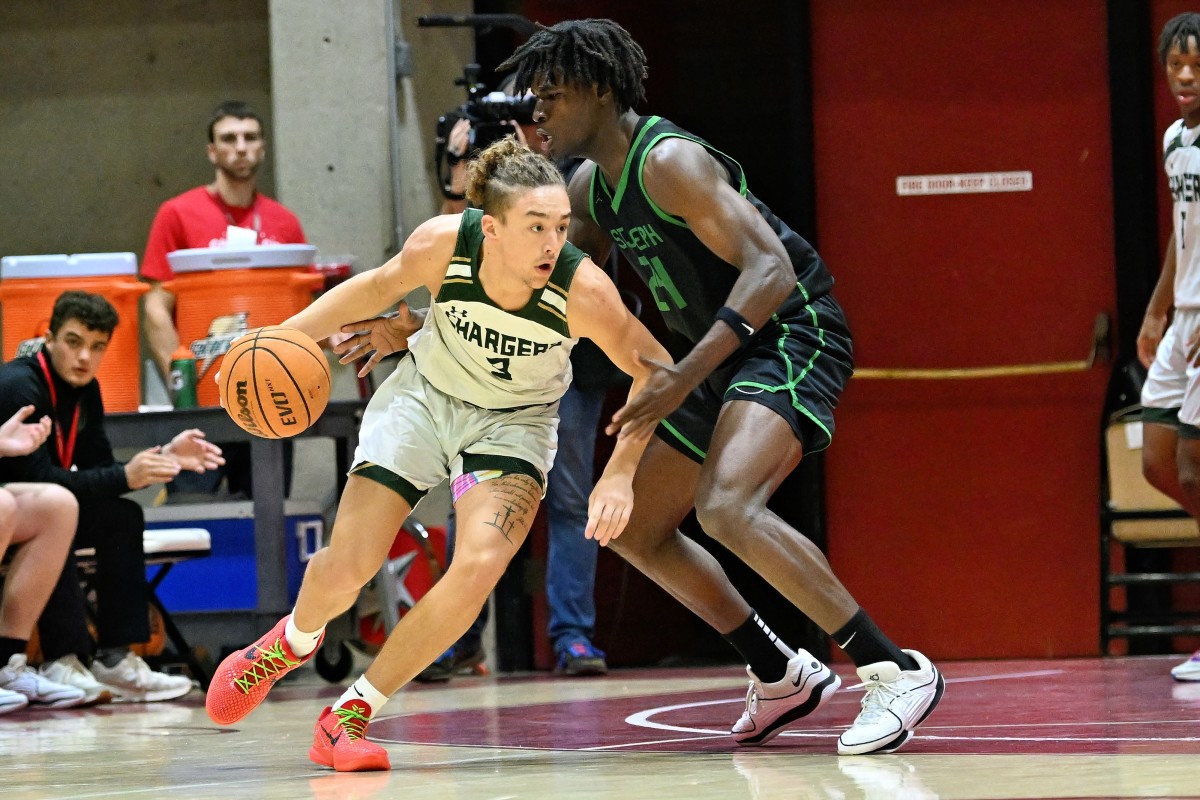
[732,649,841,745]
[838,649,944,755]
[1171,649,1200,682]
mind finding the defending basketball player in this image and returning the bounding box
[204,136,672,772]
[496,19,943,754]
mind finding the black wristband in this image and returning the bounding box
[714,306,755,345]
[446,150,467,166]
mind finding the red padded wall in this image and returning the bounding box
[812,0,1115,658]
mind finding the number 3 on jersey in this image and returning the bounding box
[487,356,513,381]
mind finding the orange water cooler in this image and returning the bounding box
[0,252,147,412]
[165,245,322,407]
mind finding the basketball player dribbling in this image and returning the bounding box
[497,19,943,754]
[203,136,673,771]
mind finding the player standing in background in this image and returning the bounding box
[1136,11,1200,684]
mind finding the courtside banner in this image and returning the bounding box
[896,171,1033,196]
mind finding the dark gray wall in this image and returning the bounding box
[0,0,274,258]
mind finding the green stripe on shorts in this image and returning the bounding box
[350,462,427,508]
[1141,406,1180,426]
[461,453,545,492]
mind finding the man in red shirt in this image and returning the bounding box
[140,100,307,380]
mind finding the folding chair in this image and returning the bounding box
[1101,407,1200,651]
[75,526,212,686]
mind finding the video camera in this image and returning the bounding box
[434,63,536,198]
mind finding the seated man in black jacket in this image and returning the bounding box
[0,291,223,703]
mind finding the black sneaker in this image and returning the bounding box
[413,644,486,683]
[413,648,455,683]
[555,641,608,676]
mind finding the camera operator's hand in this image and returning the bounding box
[447,117,471,162]
[508,120,530,147]
[450,117,529,163]
[441,118,473,214]
[440,117,538,215]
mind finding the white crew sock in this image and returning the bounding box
[284,614,324,658]
[336,675,390,718]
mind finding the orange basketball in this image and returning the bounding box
[217,326,331,439]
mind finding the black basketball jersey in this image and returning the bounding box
[587,116,834,344]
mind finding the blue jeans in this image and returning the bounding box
[544,382,606,652]
[445,381,607,655]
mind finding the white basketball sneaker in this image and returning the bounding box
[838,649,944,755]
[0,686,29,715]
[39,654,112,705]
[732,649,842,745]
[0,654,88,709]
[90,652,194,703]
[1171,649,1200,682]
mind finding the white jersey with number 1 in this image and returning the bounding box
[1164,118,1200,309]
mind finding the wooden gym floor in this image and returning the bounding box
[2,653,1198,799]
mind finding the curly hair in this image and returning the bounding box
[498,18,647,112]
[465,135,564,216]
[49,291,119,336]
[1159,12,1200,64]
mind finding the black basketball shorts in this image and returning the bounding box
[656,294,853,463]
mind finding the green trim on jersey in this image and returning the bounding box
[587,117,752,231]
[1166,126,1189,162]
[437,208,583,336]
[412,208,584,409]
[587,115,835,349]
[594,116,663,214]
[637,135,750,228]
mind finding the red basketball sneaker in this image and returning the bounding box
[206,615,321,724]
[309,700,391,772]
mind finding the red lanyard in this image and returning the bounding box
[210,188,262,236]
[36,350,80,469]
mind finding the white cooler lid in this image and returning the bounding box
[1,252,138,279]
[167,244,318,273]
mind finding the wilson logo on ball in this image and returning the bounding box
[234,381,267,438]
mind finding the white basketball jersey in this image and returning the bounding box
[408,209,584,409]
[1164,119,1200,308]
